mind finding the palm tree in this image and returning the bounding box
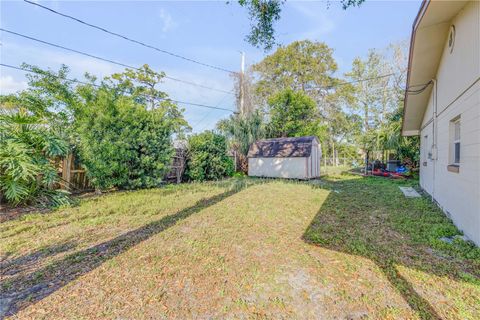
[217,111,265,173]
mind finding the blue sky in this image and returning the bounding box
[1,0,421,132]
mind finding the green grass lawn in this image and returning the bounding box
[1,174,479,319]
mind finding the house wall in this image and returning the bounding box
[419,122,434,193]
[248,157,308,179]
[419,1,480,245]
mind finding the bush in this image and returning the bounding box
[0,107,71,207]
[185,131,234,181]
[76,98,175,190]
[74,66,188,190]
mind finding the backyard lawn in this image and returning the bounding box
[1,174,479,319]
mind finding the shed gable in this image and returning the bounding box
[247,136,318,158]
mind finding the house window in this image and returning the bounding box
[449,117,461,172]
[453,119,460,164]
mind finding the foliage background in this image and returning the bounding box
[185,131,234,181]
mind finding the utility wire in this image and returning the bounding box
[307,73,395,91]
[329,73,395,88]
[23,0,234,74]
[193,89,234,130]
[0,63,236,113]
[406,80,433,94]
[311,73,431,94]
[0,28,233,95]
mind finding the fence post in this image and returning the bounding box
[61,154,73,190]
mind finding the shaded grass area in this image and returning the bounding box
[304,175,480,319]
[1,175,479,319]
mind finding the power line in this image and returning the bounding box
[23,0,235,74]
[329,73,395,89]
[304,73,395,91]
[337,73,395,86]
[0,28,233,95]
[0,63,236,113]
[193,90,234,130]
[406,80,433,95]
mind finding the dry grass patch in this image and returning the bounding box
[1,175,479,319]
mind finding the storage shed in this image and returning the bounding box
[247,136,321,179]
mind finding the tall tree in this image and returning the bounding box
[253,40,338,103]
[266,89,322,138]
[253,40,354,160]
[237,0,366,51]
[343,42,414,164]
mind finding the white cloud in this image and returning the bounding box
[0,76,27,94]
[158,9,177,34]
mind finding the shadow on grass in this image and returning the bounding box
[0,179,254,317]
[303,175,480,320]
[0,241,77,278]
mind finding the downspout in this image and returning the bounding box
[431,78,438,201]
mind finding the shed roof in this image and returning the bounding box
[247,136,319,158]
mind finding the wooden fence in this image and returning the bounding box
[58,154,91,192]
[164,148,187,183]
[58,148,187,192]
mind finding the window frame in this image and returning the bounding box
[450,117,461,166]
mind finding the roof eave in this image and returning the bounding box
[401,0,430,137]
[402,0,469,136]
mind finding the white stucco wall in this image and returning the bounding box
[419,1,480,245]
[248,157,309,179]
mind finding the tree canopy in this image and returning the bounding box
[253,40,337,102]
[1,64,190,206]
[266,89,321,138]
[220,40,416,168]
[238,0,366,51]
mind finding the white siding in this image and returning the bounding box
[433,81,480,246]
[420,123,434,193]
[419,1,480,245]
[248,157,308,179]
[435,1,480,116]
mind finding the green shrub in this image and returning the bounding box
[75,96,176,190]
[185,131,234,181]
[74,65,188,190]
[0,107,71,206]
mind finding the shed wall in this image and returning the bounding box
[307,143,321,178]
[248,157,308,179]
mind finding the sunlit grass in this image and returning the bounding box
[1,174,479,319]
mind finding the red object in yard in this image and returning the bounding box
[372,169,405,179]
[372,169,389,177]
